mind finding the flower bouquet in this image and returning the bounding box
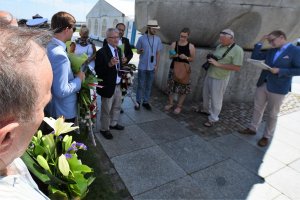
[77,69,101,146]
[120,63,136,100]
[68,49,101,145]
[21,117,95,199]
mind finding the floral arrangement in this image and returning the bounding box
[77,69,101,146]
[67,46,102,145]
[22,117,95,199]
[120,64,136,99]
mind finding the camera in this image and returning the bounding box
[150,55,154,63]
[202,53,218,71]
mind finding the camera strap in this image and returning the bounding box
[219,43,235,60]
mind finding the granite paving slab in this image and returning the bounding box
[133,176,204,200]
[210,134,285,177]
[273,125,300,150]
[160,135,227,173]
[95,125,155,158]
[111,146,186,196]
[245,182,281,200]
[118,112,136,127]
[289,159,300,173]
[124,106,170,124]
[264,139,300,165]
[273,194,294,200]
[277,114,300,134]
[138,118,194,145]
[266,166,300,200]
[191,159,263,199]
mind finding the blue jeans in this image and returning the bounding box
[136,69,155,103]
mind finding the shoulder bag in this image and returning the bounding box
[173,42,191,84]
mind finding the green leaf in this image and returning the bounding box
[48,186,68,200]
[33,144,46,156]
[42,134,55,155]
[72,164,93,173]
[58,154,70,176]
[37,155,50,171]
[67,154,81,170]
[21,151,50,183]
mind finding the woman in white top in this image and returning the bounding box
[74,26,96,73]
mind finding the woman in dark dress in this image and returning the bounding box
[165,27,196,114]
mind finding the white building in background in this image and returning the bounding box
[86,0,128,41]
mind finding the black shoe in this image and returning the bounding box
[257,137,269,147]
[120,108,124,114]
[100,130,113,139]
[109,124,124,130]
[142,103,152,110]
[238,128,256,135]
[134,102,140,110]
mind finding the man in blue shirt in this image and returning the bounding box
[135,20,163,110]
[46,12,85,122]
[239,30,300,147]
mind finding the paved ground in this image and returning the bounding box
[93,52,300,199]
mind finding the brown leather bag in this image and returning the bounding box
[173,61,191,84]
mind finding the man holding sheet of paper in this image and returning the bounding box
[239,30,300,147]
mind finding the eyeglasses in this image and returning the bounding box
[268,36,279,43]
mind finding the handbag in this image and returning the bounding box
[173,42,191,84]
[173,61,191,84]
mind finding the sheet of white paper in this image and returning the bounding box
[247,58,272,71]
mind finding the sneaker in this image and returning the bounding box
[134,102,140,110]
[257,137,269,147]
[142,103,152,110]
[238,128,256,135]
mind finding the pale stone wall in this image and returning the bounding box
[136,0,300,102]
[136,0,300,49]
[155,44,261,103]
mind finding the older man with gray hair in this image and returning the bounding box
[198,29,244,127]
[0,13,52,199]
[95,28,125,140]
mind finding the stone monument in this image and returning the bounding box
[135,0,300,102]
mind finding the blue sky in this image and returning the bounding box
[0,0,135,22]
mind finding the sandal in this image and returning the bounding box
[164,104,174,111]
[173,106,182,114]
[203,121,214,127]
[193,107,210,116]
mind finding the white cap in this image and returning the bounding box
[220,29,234,38]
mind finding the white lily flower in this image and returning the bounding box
[43,117,79,136]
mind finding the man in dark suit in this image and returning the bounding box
[103,23,133,65]
[95,28,125,140]
[239,30,300,147]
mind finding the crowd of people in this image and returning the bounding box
[1,9,300,199]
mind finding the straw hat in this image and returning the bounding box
[147,19,160,29]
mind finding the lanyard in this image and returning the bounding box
[146,34,154,55]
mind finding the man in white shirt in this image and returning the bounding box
[0,14,52,199]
